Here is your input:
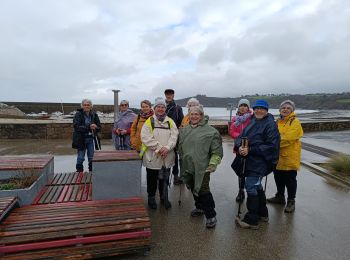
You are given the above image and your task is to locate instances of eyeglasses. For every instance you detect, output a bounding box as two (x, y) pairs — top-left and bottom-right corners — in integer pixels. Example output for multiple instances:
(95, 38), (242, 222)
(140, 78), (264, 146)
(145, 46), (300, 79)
(120, 104), (128, 107)
(281, 106), (292, 110)
(83, 104), (91, 107)
(239, 104), (248, 107)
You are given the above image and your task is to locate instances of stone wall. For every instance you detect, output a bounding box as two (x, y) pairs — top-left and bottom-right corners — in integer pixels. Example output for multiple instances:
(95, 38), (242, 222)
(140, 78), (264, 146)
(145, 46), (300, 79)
(0, 121), (349, 139)
(0, 123), (114, 139)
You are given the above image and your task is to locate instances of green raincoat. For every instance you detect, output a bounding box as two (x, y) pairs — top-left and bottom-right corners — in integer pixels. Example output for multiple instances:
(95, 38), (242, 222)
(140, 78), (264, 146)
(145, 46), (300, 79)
(178, 116), (223, 196)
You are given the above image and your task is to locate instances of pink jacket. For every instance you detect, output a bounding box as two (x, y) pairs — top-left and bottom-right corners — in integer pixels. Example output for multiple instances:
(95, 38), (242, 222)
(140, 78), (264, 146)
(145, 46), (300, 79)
(229, 111), (252, 140)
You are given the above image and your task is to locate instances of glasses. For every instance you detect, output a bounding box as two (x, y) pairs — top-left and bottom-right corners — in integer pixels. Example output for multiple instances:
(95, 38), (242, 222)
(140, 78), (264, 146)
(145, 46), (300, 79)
(281, 106), (292, 110)
(120, 104), (128, 107)
(239, 104), (248, 107)
(83, 104), (91, 107)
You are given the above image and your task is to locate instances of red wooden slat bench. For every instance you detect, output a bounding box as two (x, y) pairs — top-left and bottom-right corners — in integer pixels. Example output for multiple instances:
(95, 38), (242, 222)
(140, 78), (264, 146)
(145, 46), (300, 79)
(0, 197), (151, 259)
(32, 172), (92, 205)
(0, 197), (18, 223)
(0, 156), (54, 170)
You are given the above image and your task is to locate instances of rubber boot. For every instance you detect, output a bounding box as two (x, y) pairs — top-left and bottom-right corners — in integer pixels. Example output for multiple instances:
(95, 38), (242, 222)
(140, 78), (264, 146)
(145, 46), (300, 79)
(235, 195), (260, 229)
(148, 196), (157, 210)
(258, 190), (269, 222)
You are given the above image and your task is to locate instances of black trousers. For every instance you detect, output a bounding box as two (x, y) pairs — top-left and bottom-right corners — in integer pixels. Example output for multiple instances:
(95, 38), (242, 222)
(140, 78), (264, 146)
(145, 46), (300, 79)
(146, 168), (169, 198)
(273, 170), (297, 200)
(190, 172), (216, 218)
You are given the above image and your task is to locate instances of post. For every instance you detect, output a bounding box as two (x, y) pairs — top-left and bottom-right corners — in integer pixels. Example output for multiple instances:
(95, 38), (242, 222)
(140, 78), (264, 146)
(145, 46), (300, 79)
(112, 90), (120, 122)
(227, 103), (235, 125)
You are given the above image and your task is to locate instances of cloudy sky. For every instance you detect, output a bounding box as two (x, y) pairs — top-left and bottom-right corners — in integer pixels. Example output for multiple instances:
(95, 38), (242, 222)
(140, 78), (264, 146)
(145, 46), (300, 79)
(1, 0), (349, 106)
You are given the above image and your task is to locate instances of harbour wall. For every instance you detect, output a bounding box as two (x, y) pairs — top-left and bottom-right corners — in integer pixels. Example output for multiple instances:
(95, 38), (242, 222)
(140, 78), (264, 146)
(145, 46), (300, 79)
(1, 121), (350, 139)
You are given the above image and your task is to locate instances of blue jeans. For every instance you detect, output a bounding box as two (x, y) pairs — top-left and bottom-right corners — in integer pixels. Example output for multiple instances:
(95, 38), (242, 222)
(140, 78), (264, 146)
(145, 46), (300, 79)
(76, 137), (94, 172)
(245, 176), (263, 196)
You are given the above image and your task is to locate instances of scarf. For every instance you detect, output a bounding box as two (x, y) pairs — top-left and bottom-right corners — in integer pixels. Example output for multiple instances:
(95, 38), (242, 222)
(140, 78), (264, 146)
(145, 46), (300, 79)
(234, 111), (251, 127)
(156, 113), (166, 122)
(140, 109), (154, 119)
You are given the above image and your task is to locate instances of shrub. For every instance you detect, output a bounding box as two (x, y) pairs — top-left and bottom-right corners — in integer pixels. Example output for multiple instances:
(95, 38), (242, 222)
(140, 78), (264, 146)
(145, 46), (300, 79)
(327, 154), (350, 174)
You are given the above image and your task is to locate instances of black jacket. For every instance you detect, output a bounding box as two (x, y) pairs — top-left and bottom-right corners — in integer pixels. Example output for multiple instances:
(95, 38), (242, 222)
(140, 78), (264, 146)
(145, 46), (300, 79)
(166, 101), (184, 128)
(72, 109), (101, 149)
(234, 114), (280, 177)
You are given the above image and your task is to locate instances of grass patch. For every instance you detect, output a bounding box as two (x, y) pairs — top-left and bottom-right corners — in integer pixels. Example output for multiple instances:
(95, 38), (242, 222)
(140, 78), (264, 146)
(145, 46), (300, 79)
(336, 99), (350, 104)
(327, 154), (350, 175)
(0, 166), (40, 190)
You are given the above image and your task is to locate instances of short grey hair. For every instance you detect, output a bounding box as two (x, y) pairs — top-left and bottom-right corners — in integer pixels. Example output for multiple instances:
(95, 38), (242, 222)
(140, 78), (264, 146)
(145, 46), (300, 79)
(81, 99), (93, 108)
(186, 97), (200, 108)
(189, 104), (204, 115)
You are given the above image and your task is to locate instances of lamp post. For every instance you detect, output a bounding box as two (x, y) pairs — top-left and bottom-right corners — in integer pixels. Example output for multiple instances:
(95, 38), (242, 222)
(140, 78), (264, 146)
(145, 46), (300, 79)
(112, 90), (120, 122)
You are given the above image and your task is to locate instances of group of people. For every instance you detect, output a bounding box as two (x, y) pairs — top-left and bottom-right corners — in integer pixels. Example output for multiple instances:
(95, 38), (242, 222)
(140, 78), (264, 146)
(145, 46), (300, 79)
(72, 90), (303, 230)
(229, 98), (303, 229)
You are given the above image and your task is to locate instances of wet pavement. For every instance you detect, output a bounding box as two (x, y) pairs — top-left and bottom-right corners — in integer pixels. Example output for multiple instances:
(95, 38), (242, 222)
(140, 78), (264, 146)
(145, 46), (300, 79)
(1, 138), (350, 259)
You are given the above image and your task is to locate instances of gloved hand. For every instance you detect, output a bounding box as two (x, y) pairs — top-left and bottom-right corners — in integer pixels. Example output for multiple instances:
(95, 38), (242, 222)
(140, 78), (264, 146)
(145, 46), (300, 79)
(206, 164), (217, 173)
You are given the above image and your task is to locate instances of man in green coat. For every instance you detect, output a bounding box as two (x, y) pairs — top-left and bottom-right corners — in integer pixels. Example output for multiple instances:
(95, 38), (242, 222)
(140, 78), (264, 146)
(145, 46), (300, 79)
(178, 105), (223, 228)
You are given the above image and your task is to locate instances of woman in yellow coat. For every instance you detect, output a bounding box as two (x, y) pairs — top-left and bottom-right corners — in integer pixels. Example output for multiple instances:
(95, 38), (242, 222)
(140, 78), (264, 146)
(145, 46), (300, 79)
(267, 100), (303, 213)
(130, 100), (153, 152)
(180, 97), (200, 128)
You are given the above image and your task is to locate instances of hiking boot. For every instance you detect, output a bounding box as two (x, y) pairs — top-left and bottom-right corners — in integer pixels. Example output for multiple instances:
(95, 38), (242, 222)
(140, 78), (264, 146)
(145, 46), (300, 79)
(206, 217), (217, 228)
(161, 199), (172, 209)
(148, 197), (157, 210)
(190, 208), (205, 217)
(235, 190), (245, 202)
(267, 194), (286, 205)
(235, 217), (259, 230)
(284, 200), (295, 213)
(173, 175), (183, 185)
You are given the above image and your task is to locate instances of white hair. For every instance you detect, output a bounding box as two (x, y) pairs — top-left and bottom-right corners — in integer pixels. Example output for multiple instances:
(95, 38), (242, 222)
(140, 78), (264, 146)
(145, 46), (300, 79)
(81, 99), (93, 108)
(186, 97), (200, 108)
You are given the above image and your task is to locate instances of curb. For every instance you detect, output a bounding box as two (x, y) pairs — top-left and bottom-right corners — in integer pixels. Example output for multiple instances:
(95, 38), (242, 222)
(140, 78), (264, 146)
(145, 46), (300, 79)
(301, 161), (350, 187)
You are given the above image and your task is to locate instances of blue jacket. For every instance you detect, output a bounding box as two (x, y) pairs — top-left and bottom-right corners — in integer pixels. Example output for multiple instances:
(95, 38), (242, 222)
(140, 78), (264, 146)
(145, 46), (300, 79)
(234, 113), (280, 177)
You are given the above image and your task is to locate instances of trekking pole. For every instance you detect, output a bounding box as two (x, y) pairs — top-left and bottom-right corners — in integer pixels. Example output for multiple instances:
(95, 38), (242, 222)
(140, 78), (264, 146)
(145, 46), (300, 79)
(264, 175), (268, 192)
(93, 131), (101, 150)
(237, 137), (248, 218)
(178, 183), (182, 206)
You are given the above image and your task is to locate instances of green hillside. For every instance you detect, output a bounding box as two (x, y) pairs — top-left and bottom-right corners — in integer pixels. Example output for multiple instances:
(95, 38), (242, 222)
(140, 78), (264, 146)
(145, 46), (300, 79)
(176, 93), (350, 109)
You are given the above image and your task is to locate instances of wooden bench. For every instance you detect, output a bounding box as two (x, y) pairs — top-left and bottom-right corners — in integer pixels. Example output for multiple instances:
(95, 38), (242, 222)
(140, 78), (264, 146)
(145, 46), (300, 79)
(32, 172), (92, 204)
(0, 197), (18, 223)
(0, 197), (151, 259)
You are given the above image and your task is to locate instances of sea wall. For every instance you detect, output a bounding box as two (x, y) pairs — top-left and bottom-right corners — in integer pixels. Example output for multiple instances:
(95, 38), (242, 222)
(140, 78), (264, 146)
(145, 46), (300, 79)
(0, 121), (349, 139)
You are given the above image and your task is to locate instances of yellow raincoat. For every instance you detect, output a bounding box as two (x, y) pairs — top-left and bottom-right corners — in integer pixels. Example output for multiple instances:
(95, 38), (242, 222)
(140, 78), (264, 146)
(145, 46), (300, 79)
(276, 112), (303, 171)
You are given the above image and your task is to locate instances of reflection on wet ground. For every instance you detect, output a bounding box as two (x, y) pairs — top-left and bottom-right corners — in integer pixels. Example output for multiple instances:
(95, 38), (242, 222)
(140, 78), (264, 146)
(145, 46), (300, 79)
(1, 139), (350, 259)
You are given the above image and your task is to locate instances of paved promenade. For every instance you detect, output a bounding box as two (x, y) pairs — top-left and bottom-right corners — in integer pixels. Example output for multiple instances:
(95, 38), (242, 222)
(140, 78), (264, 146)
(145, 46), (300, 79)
(0, 135), (350, 259)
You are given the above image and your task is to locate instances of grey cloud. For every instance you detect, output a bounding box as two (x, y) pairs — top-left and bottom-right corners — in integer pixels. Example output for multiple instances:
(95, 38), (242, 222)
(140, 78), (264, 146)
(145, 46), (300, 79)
(164, 48), (190, 61)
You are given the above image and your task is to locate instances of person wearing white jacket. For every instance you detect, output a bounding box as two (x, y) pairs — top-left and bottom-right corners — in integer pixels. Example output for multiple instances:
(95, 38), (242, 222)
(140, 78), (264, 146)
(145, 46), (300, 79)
(141, 97), (179, 210)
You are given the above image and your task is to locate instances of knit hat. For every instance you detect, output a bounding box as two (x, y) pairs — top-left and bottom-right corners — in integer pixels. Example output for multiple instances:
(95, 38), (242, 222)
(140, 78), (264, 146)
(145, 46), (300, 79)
(154, 97), (166, 108)
(280, 100), (295, 111)
(237, 98), (250, 108)
(252, 99), (269, 111)
(189, 104), (204, 115)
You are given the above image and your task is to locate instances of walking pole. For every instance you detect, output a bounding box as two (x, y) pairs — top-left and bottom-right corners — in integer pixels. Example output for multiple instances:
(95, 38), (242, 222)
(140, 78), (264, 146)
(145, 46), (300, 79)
(236, 137), (248, 219)
(178, 182), (182, 206)
(93, 131), (101, 151)
(264, 175), (268, 192)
